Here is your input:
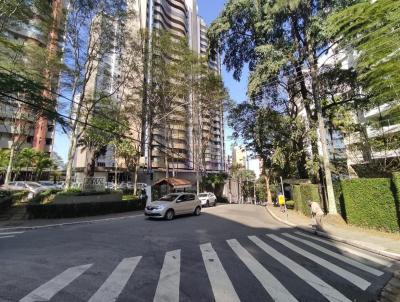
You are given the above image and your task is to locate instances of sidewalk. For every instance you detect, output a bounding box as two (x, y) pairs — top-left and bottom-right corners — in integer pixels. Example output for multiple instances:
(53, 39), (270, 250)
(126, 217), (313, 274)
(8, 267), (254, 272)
(266, 204), (400, 260)
(0, 210), (144, 231)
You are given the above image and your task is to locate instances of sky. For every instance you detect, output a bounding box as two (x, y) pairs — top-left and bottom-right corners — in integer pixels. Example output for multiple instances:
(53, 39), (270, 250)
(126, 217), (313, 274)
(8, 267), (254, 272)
(53, 0), (249, 163)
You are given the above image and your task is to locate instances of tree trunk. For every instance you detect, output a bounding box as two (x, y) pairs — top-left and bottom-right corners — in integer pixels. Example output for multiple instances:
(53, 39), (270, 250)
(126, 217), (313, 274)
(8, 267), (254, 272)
(114, 148), (118, 189)
(5, 145), (15, 185)
(133, 165), (138, 196)
(309, 55), (337, 214)
(317, 110), (337, 214)
(264, 174), (272, 204)
(65, 132), (78, 189)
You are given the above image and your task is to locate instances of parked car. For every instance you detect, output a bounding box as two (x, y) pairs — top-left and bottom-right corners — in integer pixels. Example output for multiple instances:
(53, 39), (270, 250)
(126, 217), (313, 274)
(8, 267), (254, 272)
(38, 181), (59, 190)
(198, 192), (217, 207)
(3, 181), (47, 199)
(56, 181), (65, 189)
(106, 182), (116, 190)
(145, 193), (201, 220)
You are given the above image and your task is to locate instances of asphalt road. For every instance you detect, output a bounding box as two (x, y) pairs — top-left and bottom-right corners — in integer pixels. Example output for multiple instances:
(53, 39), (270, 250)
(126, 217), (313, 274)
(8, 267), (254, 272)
(0, 204), (395, 302)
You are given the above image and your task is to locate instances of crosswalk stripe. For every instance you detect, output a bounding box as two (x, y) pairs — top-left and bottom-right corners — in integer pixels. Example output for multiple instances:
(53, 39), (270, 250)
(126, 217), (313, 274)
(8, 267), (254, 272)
(20, 264), (92, 302)
(200, 243), (240, 302)
(294, 231), (392, 267)
(0, 235), (15, 239)
(0, 231), (24, 236)
(88, 257), (141, 302)
(154, 250), (181, 302)
(227, 239), (298, 302)
(283, 233), (384, 276)
(249, 236), (351, 302)
(267, 234), (371, 290)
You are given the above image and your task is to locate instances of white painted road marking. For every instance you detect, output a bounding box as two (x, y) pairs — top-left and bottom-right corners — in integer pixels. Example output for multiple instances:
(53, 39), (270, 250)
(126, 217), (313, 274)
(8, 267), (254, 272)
(268, 234), (371, 290)
(0, 231), (24, 236)
(0, 231), (24, 239)
(294, 231), (392, 267)
(249, 236), (351, 302)
(227, 239), (298, 302)
(154, 250), (181, 302)
(200, 243), (240, 302)
(20, 264), (92, 302)
(88, 257), (141, 302)
(283, 233), (384, 276)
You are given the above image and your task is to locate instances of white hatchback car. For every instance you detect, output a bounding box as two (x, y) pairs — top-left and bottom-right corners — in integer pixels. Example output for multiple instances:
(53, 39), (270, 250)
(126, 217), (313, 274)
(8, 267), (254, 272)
(145, 193), (201, 220)
(198, 192), (217, 207)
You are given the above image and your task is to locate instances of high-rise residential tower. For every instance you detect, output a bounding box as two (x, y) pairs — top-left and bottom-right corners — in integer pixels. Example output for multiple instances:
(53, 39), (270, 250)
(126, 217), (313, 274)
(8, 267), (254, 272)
(0, 1), (65, 154)
(146, 0), (225, 177)
(73, 0), (225, 182)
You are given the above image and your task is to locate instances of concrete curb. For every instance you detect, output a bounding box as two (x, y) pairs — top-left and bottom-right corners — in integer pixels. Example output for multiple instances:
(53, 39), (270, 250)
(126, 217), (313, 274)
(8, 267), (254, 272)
(0, 212), (144, 232)
(264, 205), (400, 262)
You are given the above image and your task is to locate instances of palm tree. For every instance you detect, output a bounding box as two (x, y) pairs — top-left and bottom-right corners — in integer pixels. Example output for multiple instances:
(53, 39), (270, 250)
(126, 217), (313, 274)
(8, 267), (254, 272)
(17, 148), (37, 180)
(33, 151), (54, 181)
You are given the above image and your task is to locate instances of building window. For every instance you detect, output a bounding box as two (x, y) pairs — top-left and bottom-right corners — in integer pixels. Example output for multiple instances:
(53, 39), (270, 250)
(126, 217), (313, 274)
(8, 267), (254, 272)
(97, 162), (106, 167)
(47, 125), (54, 132)
(45, 138), (52, 145)
(26, 136), (33, 143)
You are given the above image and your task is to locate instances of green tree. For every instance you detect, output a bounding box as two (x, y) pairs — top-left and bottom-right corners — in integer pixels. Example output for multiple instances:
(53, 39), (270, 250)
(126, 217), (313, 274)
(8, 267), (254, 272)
(0, 0), (66, 185)
(201, 172), (228, 196)
(63, 0), (143, 188)
(17, 148), (37, 180)
(327, 0), (400, 108)
(33, 151), (54, 181)
(79, 99), (124, 177)
(208, 0), (360, 213)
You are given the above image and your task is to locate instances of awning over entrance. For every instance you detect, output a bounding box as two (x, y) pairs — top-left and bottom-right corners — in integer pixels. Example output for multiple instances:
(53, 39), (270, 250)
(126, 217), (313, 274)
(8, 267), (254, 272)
(153, 178), (192, 189)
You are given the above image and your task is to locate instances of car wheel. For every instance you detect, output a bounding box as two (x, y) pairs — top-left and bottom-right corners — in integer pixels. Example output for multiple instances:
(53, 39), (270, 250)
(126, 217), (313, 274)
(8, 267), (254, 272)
(194, 206), (201, 216)
(206, 200), (210, 207)
(165, 209), (174, 220)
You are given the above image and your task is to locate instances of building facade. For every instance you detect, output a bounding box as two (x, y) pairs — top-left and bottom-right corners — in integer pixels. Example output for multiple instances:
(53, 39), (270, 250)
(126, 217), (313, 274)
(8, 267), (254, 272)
(0, 1), (65, 154)
(146, 0), (225, 175)
(232, 146), (247, 168)
(73, 0), (225, 182)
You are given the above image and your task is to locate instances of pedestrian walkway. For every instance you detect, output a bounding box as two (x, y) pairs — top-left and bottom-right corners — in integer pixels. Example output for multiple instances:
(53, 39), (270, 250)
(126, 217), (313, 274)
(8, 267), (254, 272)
(18, 231), (394, 302)
(267, 204), (400, 257)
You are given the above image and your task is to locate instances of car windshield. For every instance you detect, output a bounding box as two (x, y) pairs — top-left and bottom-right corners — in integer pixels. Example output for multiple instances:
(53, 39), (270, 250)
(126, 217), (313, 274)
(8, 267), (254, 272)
(26, 182), (41, 188)
(198, 193), (208, 197)
(159, 194), (179, 202)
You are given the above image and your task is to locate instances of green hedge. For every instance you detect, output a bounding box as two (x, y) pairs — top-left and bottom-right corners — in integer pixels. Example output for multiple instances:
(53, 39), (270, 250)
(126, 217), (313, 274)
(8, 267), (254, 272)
(341, 178), (399, 232)
(285, 200), (295, 209)
(293, 184), (320, 216)
(27, 198), (145, 219)
(0, 191), (29, 212)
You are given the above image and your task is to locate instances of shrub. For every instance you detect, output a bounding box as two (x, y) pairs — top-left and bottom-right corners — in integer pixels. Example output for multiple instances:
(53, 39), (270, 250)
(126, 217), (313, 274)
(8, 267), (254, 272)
(341, 178), (399, 232)
(30, 189), (60, 204)
(27, 197), (145, 219)
(285, 200), (295, 209)
(58, 189), (121, 196)
(293, 184), (320, 216)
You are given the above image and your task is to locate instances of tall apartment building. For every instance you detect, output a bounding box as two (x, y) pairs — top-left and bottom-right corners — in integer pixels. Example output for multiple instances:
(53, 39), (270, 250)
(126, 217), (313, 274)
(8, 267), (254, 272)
(0, 1), (64, 154)
(73, 0), (225, 182)
(232, 146), (247, 168)
(147, 0), (225, 177)
(73, 0), (147, 181)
